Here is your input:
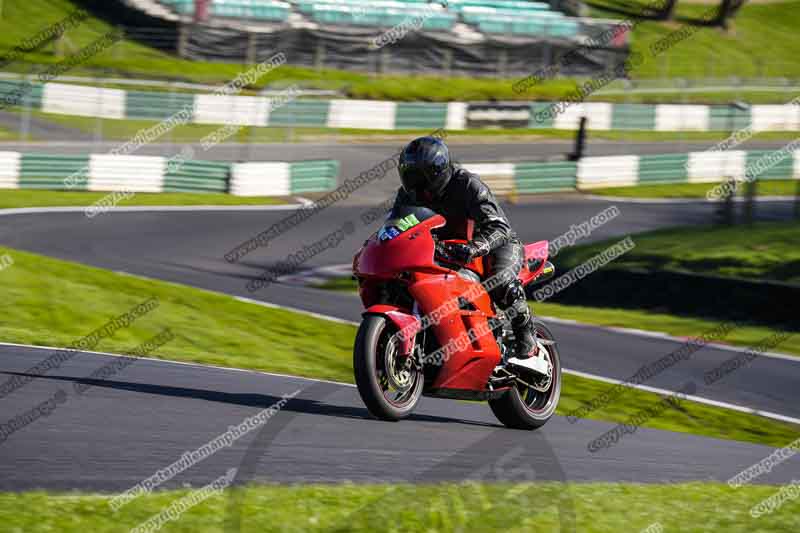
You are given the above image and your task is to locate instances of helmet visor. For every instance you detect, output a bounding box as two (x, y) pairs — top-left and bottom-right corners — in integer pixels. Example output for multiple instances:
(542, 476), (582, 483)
(399, 163), (427, 194)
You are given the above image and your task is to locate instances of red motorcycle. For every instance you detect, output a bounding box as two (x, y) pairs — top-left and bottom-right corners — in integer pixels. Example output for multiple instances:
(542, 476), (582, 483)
(352, 205), (561, 429)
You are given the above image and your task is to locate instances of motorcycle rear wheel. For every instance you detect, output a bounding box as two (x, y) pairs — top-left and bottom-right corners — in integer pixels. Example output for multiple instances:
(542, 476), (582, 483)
(354, 315), (424, 421)
(489, 321), (562, 430)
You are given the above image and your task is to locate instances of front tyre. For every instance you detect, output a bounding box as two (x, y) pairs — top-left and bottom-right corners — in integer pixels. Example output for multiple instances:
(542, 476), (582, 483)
(353, 315), (424, 421)
(489, 321), (562, 430)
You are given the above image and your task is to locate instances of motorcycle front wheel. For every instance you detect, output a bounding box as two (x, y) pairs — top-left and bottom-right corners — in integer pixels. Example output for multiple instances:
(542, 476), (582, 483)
(353, 315), (424, 421)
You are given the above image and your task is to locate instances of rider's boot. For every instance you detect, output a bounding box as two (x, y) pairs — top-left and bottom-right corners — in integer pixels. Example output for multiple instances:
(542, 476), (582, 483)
(503, 281), (549, 377)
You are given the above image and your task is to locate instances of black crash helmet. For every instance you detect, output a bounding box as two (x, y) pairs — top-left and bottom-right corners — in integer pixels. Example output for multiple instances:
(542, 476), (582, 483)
(398, 136), (453, 200)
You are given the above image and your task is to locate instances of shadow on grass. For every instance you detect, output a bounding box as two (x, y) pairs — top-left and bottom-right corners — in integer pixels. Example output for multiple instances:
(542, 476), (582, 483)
(546, 267), (799, 334)
(673, 12), (722, 28)
(584, 0), (666, 20)
(587, 0), (723, 28)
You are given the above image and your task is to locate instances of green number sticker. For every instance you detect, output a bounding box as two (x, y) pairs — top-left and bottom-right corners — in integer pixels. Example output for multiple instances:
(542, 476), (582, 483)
(396, 214), (420, 231)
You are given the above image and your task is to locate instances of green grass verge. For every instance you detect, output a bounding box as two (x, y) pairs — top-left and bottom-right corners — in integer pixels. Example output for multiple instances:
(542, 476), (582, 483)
(588, 180), (800, 198)
(557, 221), (800, 285)
(0, 190), (287, 209)
(0, 247), (356, 383)
(1, 0), (799, 103)
(0, 124), (16, 140)
(2, 482), (799, 532)
(1, 246), (797, 447)
(317, 277), (800, 359)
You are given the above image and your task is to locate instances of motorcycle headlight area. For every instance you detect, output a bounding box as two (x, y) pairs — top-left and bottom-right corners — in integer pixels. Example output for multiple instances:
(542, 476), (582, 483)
(379, 226), (401, 242)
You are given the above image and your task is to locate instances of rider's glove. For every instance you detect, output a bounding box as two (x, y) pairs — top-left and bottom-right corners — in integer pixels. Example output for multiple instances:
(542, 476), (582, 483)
(442, 242), (480, 264)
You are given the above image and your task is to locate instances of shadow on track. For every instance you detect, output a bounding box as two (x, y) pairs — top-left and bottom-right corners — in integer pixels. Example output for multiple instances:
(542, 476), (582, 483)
(0, 371), (499, 428)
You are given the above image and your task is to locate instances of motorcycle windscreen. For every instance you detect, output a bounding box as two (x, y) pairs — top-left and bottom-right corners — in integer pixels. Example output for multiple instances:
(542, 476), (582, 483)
(356, 213), (446, 278)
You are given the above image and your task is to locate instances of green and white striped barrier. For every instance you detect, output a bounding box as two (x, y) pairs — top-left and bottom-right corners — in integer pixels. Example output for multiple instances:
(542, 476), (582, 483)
(0, 152), (339, 196)
(576, 155), (640, 188)
(229, 160), (339, 196)
(469, 148), (800, 193)
(461, 163), (516, 196)
(0, 149), (796, 198)
(164, 159), (231, 193)
(0, 152), (21, 189)
(549, 149), (800, 190)
(514, 160), (579, 193)
(3, 79), (800, 132)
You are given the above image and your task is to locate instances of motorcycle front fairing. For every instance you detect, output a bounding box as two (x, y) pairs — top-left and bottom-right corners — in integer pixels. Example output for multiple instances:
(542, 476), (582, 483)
(353, 208), (504, 396)
(354, 214), (447, 281)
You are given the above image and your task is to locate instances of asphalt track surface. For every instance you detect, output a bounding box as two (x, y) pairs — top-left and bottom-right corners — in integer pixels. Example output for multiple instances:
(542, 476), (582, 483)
(1, 195), (799, 491)
(1, 343), (798, 492)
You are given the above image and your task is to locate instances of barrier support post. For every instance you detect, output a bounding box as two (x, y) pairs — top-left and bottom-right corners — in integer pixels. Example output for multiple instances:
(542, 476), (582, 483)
(715, 177), (735, 226)
(794, 180), (800, 220)
(568, 117), (587, 162)
(743, 179), (756, 225)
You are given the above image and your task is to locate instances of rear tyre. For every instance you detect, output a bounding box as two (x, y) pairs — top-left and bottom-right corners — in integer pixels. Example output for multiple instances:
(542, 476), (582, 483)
(489, 321), (562, 430)
(353, 315), (424, 421)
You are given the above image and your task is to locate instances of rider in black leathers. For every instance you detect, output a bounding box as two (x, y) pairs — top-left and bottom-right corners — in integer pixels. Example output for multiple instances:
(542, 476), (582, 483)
(390, 136), (537, 360)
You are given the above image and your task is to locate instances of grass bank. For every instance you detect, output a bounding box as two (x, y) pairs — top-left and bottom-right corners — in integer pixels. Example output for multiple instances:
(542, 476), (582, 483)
(543, 221), (799, 337)
(588, 0), (800, 80)
(557, 221), (800, 284)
